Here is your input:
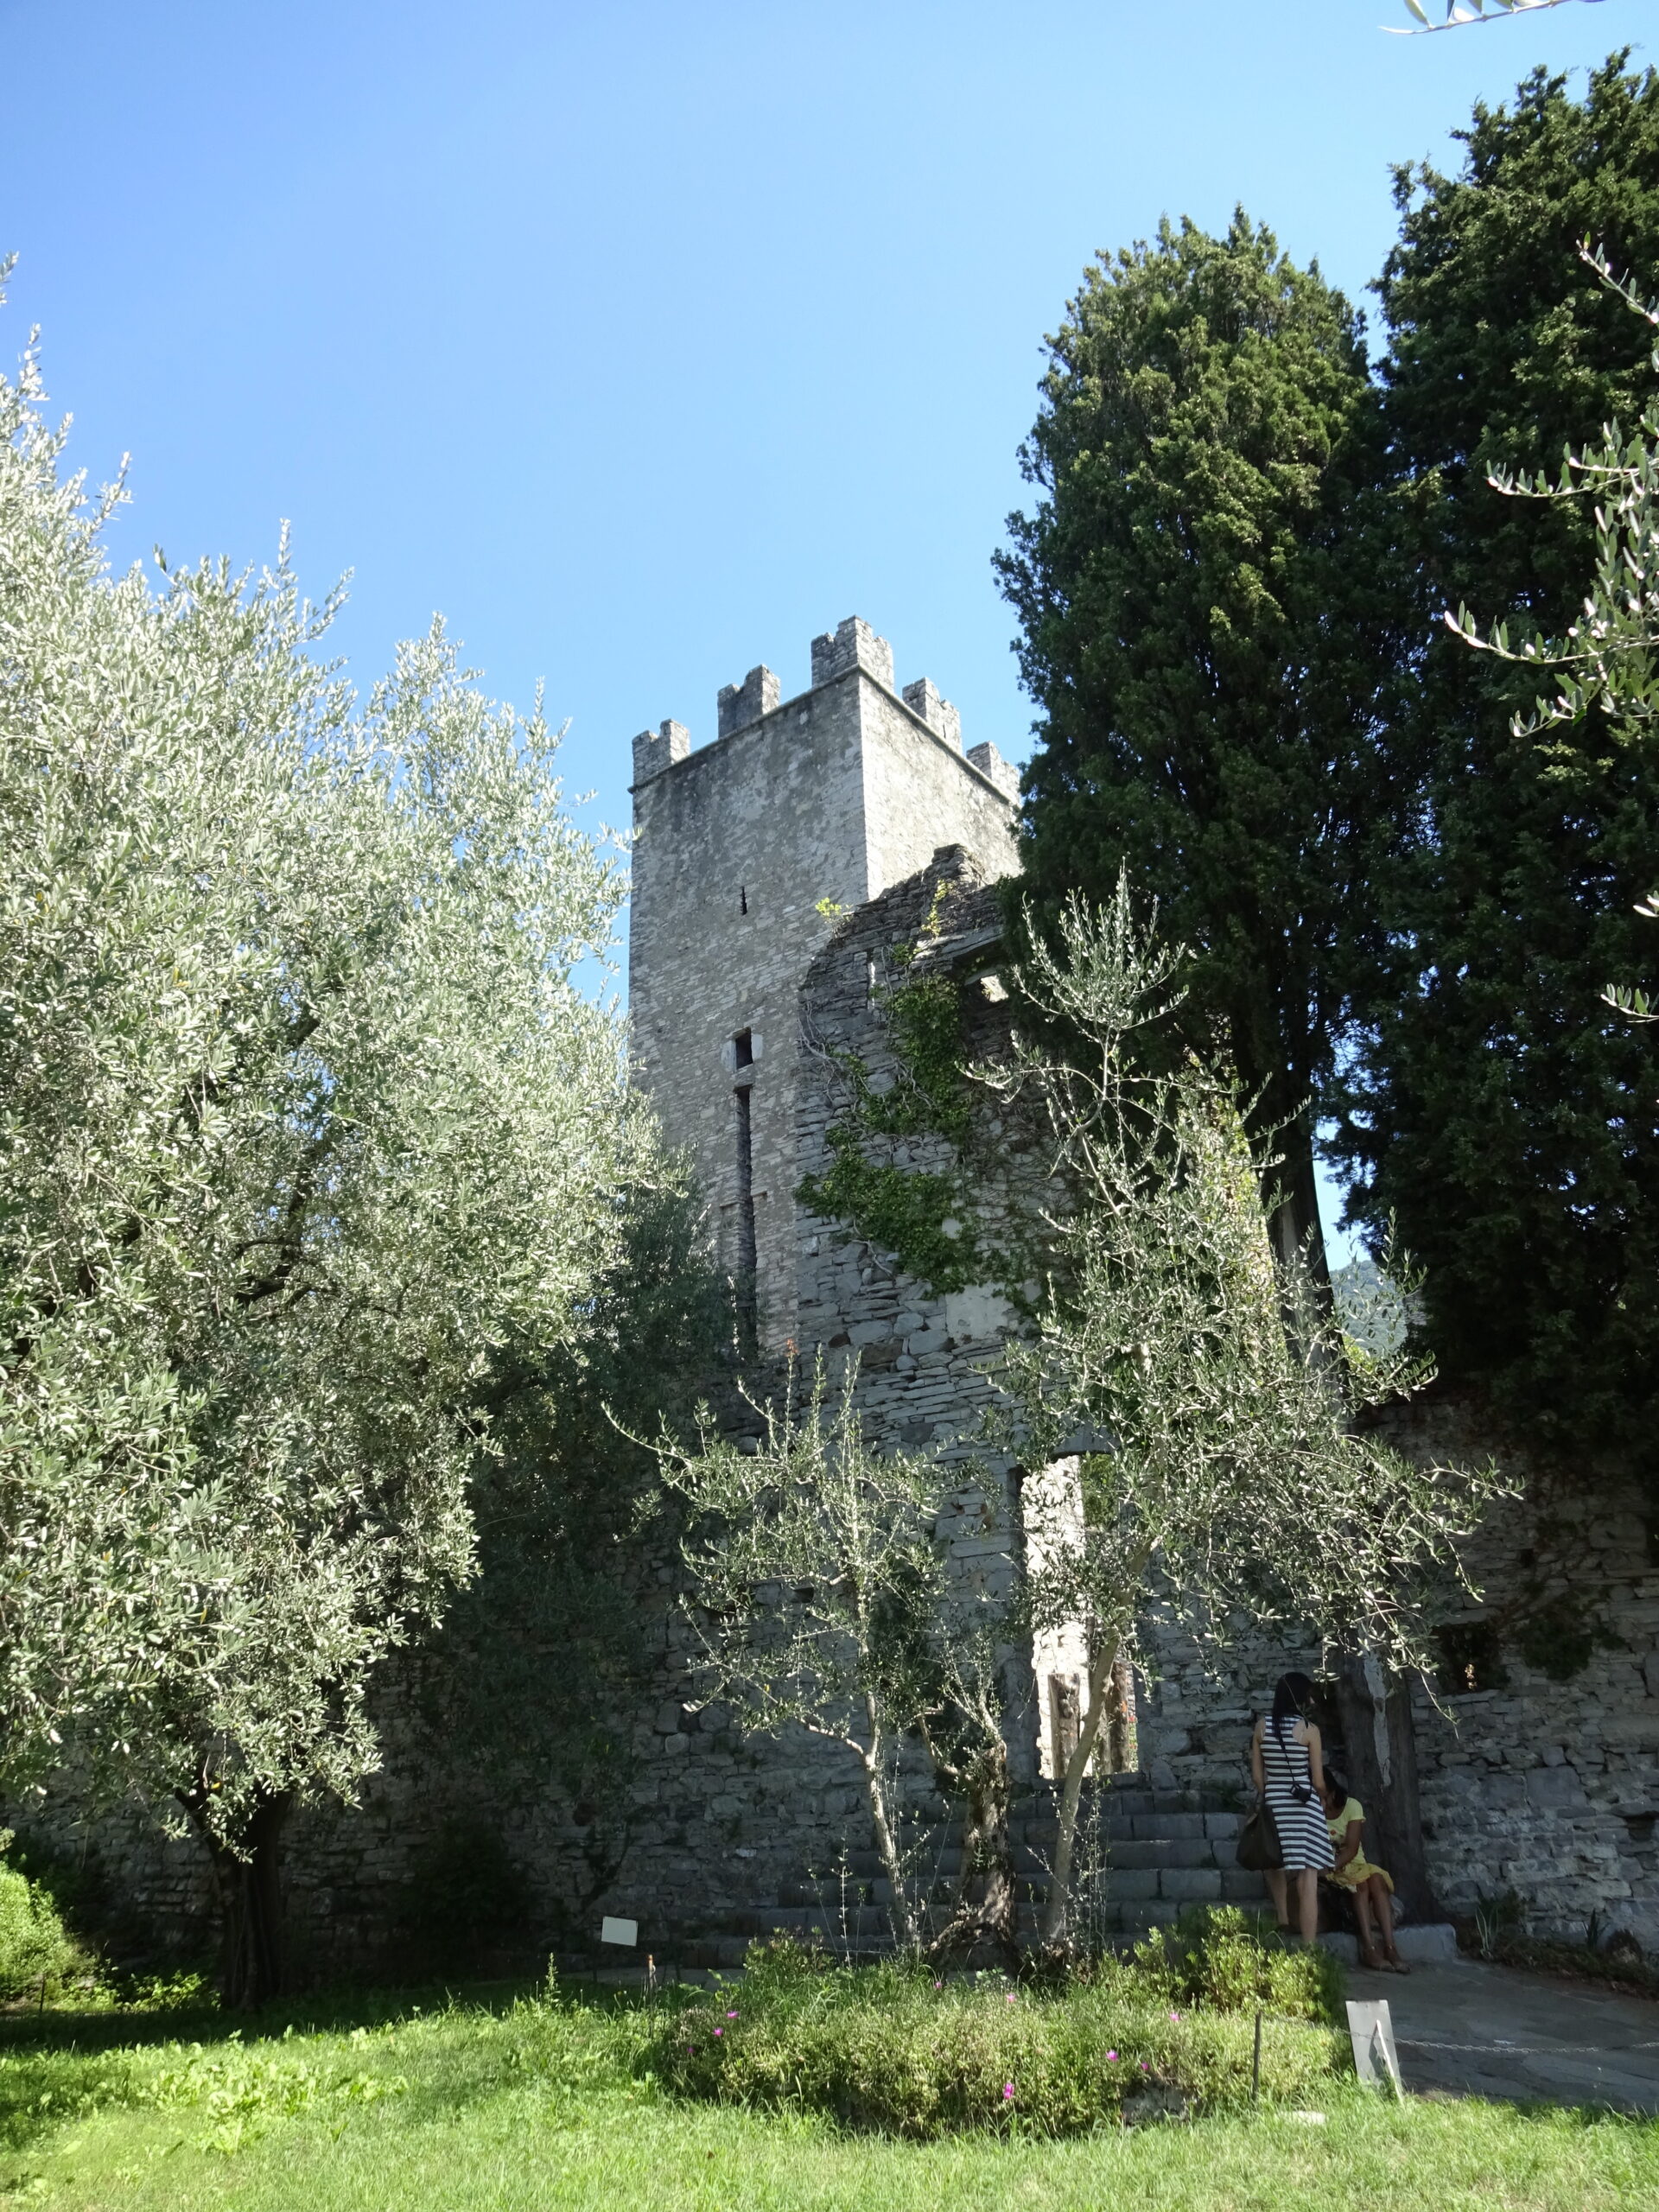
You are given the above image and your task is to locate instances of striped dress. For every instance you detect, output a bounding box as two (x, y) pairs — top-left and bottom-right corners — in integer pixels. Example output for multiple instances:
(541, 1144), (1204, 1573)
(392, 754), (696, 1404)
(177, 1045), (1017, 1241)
(1260, 1720), (1336, 1872)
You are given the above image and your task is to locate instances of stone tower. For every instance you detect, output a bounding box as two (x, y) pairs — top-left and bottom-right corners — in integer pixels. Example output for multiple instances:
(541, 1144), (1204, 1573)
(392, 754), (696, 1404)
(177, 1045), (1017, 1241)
(628, 615), (1018, 1346)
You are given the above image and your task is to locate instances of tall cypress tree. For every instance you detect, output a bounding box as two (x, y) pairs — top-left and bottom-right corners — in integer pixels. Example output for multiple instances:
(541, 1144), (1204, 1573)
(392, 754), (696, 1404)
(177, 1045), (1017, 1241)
(998, 213), (1407, 1280)
(1337, 56), (1659, 1475)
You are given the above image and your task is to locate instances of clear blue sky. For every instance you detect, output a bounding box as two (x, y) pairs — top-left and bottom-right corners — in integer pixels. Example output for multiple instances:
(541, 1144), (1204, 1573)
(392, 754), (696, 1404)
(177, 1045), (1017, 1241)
(1, 0), (1641, 1253)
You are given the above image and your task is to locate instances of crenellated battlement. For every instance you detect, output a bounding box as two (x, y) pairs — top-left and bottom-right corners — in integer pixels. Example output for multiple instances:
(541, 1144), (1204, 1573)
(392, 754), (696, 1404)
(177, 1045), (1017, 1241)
(632, 718), (690, 787)
(967, 740), (1020, 802)
(717, 664), (782, 739)
(810, 615), (895, 691)
(633, 618), (995, 790)
(902, 677), (962, 753)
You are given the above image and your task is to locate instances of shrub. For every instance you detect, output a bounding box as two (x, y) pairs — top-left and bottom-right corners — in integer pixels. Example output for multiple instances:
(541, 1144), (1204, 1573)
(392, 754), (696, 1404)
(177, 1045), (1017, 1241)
(1122, 1905), (1344, 2024)
(0, 1833), (82, 1998)
(644, 1922), (1344, 2139)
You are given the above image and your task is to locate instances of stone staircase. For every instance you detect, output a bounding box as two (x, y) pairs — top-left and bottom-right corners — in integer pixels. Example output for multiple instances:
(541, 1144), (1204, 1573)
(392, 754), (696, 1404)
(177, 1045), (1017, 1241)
(684, 1776), (1266, 1967)
(1023, 1779), (1265, 1941)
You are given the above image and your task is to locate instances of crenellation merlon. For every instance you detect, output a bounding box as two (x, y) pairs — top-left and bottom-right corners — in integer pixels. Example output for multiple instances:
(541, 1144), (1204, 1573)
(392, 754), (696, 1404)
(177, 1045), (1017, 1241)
(810, 615), (894, 691)
(902, 677), (962, 752)
(967, 740), (1020, 803)
(632, 718), (691, 786)
(717, 664), (782, 740)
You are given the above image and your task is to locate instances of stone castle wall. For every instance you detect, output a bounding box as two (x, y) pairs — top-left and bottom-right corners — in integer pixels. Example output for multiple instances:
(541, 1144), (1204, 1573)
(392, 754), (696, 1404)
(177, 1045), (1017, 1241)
(628, 615), (1014, 1351)
(22, 635), (1659, 1973)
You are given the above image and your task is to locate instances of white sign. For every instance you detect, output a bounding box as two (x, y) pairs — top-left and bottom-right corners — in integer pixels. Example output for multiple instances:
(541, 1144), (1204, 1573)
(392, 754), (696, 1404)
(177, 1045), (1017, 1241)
(1345, 1998), (1403, 2099)
(600, 1916), (638, 1948)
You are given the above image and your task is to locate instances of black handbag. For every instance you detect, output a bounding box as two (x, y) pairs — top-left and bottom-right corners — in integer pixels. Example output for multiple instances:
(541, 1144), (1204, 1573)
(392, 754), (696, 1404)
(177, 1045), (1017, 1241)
(1236, 1800), (1283, 1872)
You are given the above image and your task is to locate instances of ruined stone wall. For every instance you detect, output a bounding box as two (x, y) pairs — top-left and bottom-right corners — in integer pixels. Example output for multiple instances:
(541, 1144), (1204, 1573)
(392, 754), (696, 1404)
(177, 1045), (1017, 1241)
(1387, 1398), (1659, 1945)
(790, 862), (1659, 1946)
(1111, 1395), (1659, 1948)
(26, 804), (1659, 1976)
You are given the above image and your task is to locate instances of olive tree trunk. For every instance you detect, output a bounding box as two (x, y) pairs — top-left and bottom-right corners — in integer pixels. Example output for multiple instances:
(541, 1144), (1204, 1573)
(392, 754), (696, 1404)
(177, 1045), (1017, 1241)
(928, 1734), (1019, 1969)
(1039, 1629), (1125, 1946)
(187, 1785), (292, 2010)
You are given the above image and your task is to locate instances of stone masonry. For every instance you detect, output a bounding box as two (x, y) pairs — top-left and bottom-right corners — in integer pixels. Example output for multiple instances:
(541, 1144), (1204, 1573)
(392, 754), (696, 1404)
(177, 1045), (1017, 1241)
(25, 620), (1659, 1972)
(628, 616), (1016, 1351)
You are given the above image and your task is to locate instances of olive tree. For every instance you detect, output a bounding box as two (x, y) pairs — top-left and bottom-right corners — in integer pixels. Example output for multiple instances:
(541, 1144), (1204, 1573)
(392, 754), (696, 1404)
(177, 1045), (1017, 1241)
(645, 1359), (1001, 1953)
(0, 281), (642, 1999)
(982, 886), (1503, 1944)
(1392, 0), (1608, 26)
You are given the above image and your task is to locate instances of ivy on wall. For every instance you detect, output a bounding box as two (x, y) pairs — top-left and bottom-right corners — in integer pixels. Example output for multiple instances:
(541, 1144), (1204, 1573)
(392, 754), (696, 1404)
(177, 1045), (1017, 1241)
(797, 887), (1011, 1298)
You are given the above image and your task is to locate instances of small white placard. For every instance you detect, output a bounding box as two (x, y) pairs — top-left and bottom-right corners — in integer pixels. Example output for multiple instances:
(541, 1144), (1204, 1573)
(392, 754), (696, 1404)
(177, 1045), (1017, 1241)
(1345, 1998), (1403, 2098)
(600, 1916), (638, 1948)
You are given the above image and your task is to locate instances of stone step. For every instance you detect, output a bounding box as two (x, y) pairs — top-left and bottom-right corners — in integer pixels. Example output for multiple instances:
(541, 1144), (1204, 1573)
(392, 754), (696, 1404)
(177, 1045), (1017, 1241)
(1102, 1866), (1267, 1906)
(1100, 1838), (1227, 1872)
(741, 1862), (1268, 1936)
(741, 1904), (894, 1940)
(1014, 1808), (1242, 1847)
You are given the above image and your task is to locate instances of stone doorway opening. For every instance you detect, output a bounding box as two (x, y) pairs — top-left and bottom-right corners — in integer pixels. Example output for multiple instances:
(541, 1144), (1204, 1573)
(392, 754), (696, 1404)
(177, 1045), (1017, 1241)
(1024, 1457), (1141, 1780)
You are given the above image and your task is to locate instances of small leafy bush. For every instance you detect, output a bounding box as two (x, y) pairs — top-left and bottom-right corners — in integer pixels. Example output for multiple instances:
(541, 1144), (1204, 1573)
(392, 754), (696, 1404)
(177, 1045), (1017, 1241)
(644, 1917), (1344, 2139)
(0, 1833), (83, 1998)
(1120, 1906), (1344, 2024)
(1472, 1886), (1527, 1960)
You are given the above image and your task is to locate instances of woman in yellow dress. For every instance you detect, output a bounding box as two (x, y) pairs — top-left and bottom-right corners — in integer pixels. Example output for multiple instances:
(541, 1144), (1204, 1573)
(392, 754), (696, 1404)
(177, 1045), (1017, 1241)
(1319, 1769), (1408, 1974)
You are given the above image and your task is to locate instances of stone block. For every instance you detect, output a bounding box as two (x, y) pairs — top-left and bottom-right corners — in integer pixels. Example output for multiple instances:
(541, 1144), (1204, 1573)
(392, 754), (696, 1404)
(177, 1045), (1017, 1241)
(1108, 1789), (1155, 1817)
(1394, 1923), (1459, 1964)
(1158, 1868), (1223, 1903)
(1112, 1840), (1211, 1872)
(1526, 1764), (1590, 1809)
(1136, 1812), (1205, 1840)
(1219, 1869), (1268, 1903)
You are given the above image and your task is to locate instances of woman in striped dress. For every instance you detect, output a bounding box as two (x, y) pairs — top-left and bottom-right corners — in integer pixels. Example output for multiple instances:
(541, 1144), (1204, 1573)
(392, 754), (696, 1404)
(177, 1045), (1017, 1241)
(1249, 1671), (1335, 1942)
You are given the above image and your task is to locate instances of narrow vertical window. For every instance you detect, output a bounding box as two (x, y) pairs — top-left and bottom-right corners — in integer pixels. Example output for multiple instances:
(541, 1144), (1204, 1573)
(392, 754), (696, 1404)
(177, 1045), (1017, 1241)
(740, 886), (748, 914)
(734, 1080), (757, 1336)
(734, 1027), (753, 1069)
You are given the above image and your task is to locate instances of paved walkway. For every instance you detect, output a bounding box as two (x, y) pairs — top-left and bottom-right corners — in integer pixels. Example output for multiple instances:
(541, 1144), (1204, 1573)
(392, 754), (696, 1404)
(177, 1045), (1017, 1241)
(1348, 1956), (1659, 2113)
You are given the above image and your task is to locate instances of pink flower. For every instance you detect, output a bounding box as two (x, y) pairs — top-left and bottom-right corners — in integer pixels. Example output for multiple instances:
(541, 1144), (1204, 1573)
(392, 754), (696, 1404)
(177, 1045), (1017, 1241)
(1139, 2060), (1149, 2071)
(1006, 1993), (1017, 2005)
(1169, 2009), (1181, 2021)
(1106, 2050), (1118, 2063)
(1002, 2083), (1015, 2101)
(713, 2027), (723, 2038)
(932, 1980), (943, 1990)
(726, 2010), (738, 2018)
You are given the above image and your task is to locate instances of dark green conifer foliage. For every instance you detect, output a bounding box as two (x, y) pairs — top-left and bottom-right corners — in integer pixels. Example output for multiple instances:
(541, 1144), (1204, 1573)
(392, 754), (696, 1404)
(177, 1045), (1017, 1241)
(1338, 56), (1659, 1471)
(998, 213), (1406, 1281)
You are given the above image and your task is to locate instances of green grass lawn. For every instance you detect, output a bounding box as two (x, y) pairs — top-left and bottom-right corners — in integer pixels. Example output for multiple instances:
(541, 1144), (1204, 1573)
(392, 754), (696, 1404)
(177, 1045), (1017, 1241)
(0, 1982), (1654, 2211)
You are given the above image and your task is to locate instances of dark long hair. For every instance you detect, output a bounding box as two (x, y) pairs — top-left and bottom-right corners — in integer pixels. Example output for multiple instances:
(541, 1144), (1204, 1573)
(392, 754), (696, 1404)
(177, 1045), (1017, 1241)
(1270, 1671), (1319, 1802)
